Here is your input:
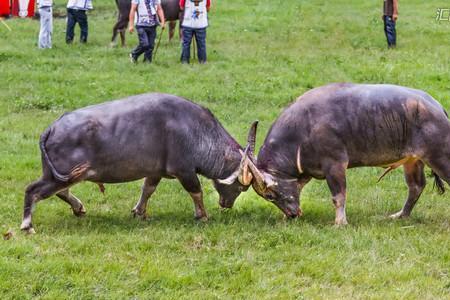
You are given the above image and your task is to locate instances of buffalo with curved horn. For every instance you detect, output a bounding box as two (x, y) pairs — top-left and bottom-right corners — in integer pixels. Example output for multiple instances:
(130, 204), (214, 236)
(21, 93), (252, 233)
(239, 83), (450, 225)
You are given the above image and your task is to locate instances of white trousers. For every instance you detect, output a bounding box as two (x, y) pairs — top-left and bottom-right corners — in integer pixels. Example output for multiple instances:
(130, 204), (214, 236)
(38, 7), (53, 49)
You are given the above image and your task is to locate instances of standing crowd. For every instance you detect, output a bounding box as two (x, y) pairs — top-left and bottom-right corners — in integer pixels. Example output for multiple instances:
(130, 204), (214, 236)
(37, 0), (399, 62)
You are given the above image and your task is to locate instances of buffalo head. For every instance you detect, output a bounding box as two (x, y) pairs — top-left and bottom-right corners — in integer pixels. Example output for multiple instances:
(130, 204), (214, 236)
(238, 121), (303, 218)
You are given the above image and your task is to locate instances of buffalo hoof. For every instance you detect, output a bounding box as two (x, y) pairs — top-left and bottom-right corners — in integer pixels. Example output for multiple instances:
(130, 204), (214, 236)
(334, 219), (348, 226)
(132, 209), (148, 220)
(389, 211), (409, 219)
(195, 215), (208, 222)
(20, 225), (36, 235)
(73, 206), (86, 217)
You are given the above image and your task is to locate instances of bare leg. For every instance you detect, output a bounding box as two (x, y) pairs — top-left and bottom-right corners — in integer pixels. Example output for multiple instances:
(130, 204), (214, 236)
(21, 179), (67, 233)
(132, 177), (161, 219)
(324, 164), (348, 225)
(390, 160), (426, 219)
(56, 189), (86, 217)
(177, 173), (207, 220)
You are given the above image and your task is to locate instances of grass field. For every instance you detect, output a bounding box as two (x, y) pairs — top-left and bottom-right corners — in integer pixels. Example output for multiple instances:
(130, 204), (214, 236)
(1, 0), (450, 298)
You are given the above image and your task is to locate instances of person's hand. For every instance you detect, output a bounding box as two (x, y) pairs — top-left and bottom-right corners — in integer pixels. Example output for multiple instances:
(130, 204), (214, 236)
(128, 25), (134, 34)
(393, 13), (398, 21)
(160, 21), (166, 29)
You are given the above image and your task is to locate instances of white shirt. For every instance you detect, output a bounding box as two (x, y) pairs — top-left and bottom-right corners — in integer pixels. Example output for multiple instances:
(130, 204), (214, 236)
(182, 0), (208, 29)
(38, 0), (53, 8)
(67, 0), (93, 10)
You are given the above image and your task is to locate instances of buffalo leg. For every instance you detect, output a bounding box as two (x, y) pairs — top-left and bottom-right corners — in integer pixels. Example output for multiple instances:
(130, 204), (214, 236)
(111, 24), (119, 46)
(390, 160), (426, 219)
(425, 156), (450, 185)
(177, 173), (207, 220)
(169, 21), (176, 41)
(297, 176), (312, 216)
(132, 177), (161, 219)
(21, 179), (67, 233)
(119, 29), (126, 47)
(325, 164), (348, 225)
(56, 189), (86, 217)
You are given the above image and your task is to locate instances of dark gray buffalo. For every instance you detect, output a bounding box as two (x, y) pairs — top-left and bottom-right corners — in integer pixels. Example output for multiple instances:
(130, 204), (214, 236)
(21, 93), (253, 233)
(235, 83), (450, 225)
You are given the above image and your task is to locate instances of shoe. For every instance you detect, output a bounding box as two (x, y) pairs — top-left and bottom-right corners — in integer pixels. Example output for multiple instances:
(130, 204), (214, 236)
(129, 53), (137, 63)
(181, 60), (189, 64)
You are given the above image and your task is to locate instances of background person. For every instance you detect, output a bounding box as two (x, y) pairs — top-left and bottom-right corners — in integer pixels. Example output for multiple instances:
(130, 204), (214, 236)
(180, 0), (210, 64)
(383, 0), (398, 48)
(128, 0), (165, 63)
(66, 0), (93, 44)
(37, 0), (53, 48)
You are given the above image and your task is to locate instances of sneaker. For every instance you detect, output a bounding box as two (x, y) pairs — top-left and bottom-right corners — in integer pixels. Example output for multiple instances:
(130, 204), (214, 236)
(129, 53), (137, 63)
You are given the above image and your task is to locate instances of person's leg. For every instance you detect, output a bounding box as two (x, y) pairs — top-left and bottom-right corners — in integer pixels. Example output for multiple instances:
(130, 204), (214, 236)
(194, 28), (207, 63)
(77, 10), (88, 43)
(180, 27), (193, 63)
(390, 18), (396, 47)
(130, 26), (150, 62)
(47, 7), (53, 48)
(38, 8), (48, 48)
(384, 15), (396, 48)
(66, 8), (76, 44)
(143, 26), (157, 63)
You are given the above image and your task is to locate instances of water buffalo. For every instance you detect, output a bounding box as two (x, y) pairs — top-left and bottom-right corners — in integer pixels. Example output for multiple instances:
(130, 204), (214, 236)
(111, 0), (131, 47)
(20, 93), (253, 233)
(162, 0), (183, 40)
(235, 83), (449, 225)
(111, 0), (181, 47)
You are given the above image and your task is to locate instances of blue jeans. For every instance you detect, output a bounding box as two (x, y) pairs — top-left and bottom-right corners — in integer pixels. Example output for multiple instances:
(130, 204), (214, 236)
(131, 26), (157, 62)
(66, 8), (88, 43)
(383, 15), (396, 47)
(181, 27), (207, 63)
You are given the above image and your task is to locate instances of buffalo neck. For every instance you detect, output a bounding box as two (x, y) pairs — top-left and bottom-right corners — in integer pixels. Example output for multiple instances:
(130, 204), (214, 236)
(195, 127), (242, 180)
(257, 142), (299, 179)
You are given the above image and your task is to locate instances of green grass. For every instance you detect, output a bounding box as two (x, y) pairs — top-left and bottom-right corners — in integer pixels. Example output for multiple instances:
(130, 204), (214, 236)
(1, 0), (450, 298)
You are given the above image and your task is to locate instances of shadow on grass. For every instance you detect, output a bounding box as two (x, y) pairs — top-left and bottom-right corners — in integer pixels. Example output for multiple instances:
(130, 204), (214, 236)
(32, 202), (441, 236)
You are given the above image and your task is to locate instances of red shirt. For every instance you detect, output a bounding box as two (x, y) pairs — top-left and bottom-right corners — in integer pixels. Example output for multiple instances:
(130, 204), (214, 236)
(180, 0), (210, 10)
